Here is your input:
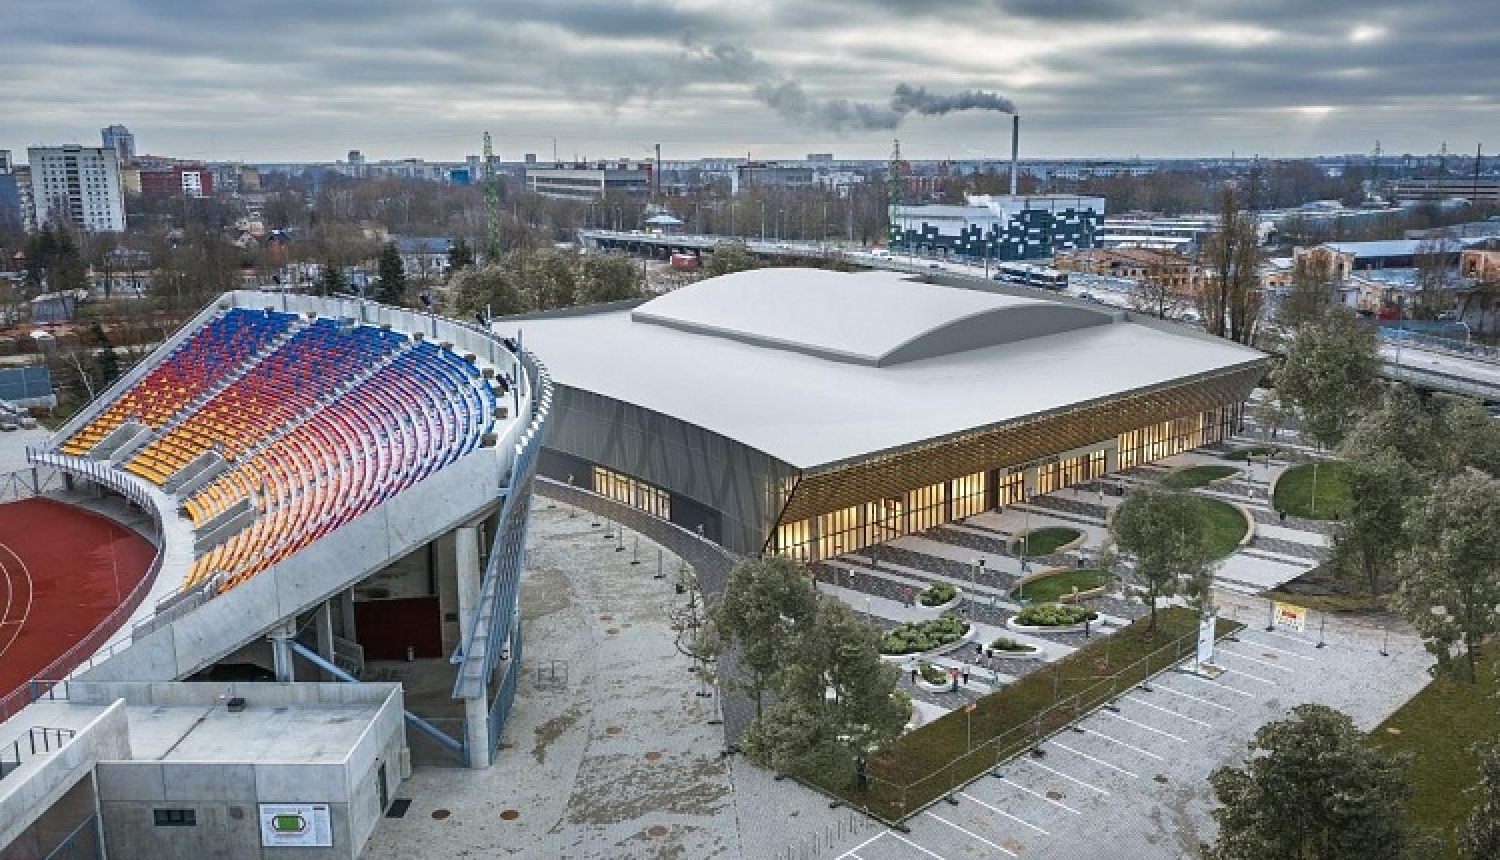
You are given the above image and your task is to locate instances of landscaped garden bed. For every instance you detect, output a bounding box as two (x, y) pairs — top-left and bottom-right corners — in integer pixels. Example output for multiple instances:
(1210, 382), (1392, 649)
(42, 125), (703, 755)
(913, 660), (957, 692)
(1160, 464), (1238, 489)
(879, 613), (972, 659)
(1010, 526), (1084, 557)
(1221, 444), (1291, 461)
(915, 581), (961, 613)
(1005, 602), (1099, 633)
(987, 636), (1042, 658)
(1010, 568), (1114, 603)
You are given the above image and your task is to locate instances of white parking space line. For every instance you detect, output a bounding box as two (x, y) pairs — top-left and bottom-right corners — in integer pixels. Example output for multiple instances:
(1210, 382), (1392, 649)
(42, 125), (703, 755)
(1230, 636), (1317, 661)
(890, 829), (951, 859)
(999, 777), (1082, 814)
(1048, 741), (1140, 778)
(1016, 758), (1110, 796)
(1220, 666), (1278, 686)
(1176, 671), (1258, 698)
(962, 791), (1052, 834)
(1101, 710), (1189, 742)
(1149, 682), (1237, 711)
(1123, 694), (1212, 727)
(1075, 726), (1164, 761)
(1256, 628), (1312, 646)
(926, 813), (1017, 857)
(1215, 648), (1295, 673)
(838, 832), (886, 859)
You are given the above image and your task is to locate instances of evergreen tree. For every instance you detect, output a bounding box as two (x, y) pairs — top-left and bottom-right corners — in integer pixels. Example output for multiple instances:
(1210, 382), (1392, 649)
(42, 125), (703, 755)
(446, 237), (475, 273)
(318, 261), (346, 297)
(375, 242), (407, 304)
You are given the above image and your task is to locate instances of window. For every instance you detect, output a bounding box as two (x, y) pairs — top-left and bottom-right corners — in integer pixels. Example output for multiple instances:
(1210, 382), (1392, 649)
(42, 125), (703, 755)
(154, 809), (197, 827)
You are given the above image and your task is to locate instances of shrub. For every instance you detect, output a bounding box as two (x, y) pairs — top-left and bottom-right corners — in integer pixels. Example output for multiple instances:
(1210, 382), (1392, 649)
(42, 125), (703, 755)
(880, 613), (971, 655)
(919, 581), (957, 607)
(989, 637), (1037, 653)
(1014, 603), (1097, 627)
(917, 661), (951, 686)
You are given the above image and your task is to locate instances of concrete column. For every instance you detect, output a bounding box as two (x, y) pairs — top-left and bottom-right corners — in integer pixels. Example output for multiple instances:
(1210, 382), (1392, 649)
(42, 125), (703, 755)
(314, 600), (336, 681)
(338, 589), (357, 641)
(453, 525), (491, 769)
(268, 620), (296, 683)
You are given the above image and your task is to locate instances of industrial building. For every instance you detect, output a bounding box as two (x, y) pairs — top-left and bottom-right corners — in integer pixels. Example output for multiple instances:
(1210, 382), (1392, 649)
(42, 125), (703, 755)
(504, 267), (1267, 561)
(889, 194), (1106, 262)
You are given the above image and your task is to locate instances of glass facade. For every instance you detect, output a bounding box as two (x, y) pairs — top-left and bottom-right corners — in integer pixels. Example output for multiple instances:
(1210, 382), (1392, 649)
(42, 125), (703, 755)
(1116, 403), (1239, 470)
(592, 465), (671, 520)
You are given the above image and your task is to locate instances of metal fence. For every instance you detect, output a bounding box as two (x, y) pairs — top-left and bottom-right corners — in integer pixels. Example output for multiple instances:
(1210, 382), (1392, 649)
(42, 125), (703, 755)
(0, 726), (76, 780)
(0, 464), (63, 502)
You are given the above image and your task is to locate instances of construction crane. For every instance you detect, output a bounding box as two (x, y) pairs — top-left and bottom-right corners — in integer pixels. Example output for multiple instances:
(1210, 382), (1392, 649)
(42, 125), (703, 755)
(483, 132), (502, 263)
(887, 139), (904, 252)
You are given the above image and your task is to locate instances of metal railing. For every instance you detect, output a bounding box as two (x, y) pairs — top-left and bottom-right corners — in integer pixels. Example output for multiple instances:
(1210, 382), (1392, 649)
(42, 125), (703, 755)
(0, 726), (76, 781)
(0, 464), (63, 503)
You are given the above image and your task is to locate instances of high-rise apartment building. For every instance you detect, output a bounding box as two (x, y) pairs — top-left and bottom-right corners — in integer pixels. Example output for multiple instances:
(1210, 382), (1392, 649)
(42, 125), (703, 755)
(101, 124), (136, 166)
(27, 145), (128, 233)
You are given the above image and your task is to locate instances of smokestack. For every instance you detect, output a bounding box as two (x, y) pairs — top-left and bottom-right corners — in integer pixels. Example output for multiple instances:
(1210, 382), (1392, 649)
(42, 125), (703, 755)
(1009, 114), (1020, 197)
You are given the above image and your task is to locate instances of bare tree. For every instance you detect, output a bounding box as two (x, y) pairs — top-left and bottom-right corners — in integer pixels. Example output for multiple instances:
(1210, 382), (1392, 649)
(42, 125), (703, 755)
(1197, 188), (1264, 345)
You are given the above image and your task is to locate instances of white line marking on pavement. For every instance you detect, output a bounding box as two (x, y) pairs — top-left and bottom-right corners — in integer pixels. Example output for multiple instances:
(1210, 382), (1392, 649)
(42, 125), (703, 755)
(1216, 648), (1295, 672)
(1220, 666), (1278, 686)
(1076, 726), (1164, 760)
(1124, 695), (1212, 727)
(1101, 710), (1188, 742)
(1257, 628), (1311, 646)
(1049, 741), (1139, 778)
(838, 832), (886, 859)
(926, 813), (1017, 857)
(1149, 683), (1237, 711)
(1017, 758), (1110, 796)
(1177, 671), (1258, 698)
(1230, 636), (1317, 661)
(962, 792), (1051, 834)
(1000, 777), (1082, 814)
(890, 828), (951, 859)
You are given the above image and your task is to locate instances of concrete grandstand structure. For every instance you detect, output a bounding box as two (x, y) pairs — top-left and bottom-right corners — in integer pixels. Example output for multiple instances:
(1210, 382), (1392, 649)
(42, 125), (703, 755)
(1, 292), (551, 860)
(505, 268), (1268, 563)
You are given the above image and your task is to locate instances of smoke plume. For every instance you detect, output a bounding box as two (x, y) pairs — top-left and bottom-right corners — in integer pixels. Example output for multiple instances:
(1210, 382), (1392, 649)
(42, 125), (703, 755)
(890, 83), (1016, 116)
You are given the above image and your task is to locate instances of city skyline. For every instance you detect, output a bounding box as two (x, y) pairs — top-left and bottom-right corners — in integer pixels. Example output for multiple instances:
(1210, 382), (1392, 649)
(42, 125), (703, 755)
(4, 0), (1497, 164)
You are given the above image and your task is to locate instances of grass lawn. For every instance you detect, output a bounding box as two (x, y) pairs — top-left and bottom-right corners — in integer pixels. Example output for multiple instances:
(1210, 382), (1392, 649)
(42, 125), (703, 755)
(1370, 653), (1500, 859)
(823, 607), (1242, 820)
(1189, 496), (1249, 558)
(1161, 464), (1238, 489)
(1012, 526), (1082, 557)
(1011, 569), (1114, 603)
(1273, 461), (1353, 520)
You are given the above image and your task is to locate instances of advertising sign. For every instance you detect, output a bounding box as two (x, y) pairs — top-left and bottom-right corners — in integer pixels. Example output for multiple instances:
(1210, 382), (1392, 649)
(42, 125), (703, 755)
(1196, 611), (1217, 668)
(259, 803), (333, 848)
(1272, 601), (1307, 633)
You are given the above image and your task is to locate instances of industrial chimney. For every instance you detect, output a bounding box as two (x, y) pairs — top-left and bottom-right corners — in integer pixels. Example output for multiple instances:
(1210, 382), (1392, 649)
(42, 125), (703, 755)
(1009, 114), (1020, 197)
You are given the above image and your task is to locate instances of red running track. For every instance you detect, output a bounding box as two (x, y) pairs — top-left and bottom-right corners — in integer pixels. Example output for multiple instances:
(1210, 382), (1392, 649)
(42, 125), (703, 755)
(0, 499), (155, 711)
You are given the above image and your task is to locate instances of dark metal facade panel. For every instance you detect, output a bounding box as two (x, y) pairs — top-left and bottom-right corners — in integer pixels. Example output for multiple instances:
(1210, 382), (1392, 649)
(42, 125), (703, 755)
(543, 385), (802, 556)
(779, 362), (1266, 524)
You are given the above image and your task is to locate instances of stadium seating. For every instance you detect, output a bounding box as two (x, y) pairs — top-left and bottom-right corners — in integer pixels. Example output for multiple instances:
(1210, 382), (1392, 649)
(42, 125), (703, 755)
(62, 308), (497, 595)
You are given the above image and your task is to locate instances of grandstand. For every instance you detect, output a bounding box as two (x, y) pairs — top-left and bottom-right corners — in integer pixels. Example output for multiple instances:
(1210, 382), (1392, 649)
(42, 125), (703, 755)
(1, 292), (551, 860)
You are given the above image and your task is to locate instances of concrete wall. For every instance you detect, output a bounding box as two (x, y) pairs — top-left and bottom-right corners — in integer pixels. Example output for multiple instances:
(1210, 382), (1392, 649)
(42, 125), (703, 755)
(79, 448), (504, 684)
(0, 702), (129, 853)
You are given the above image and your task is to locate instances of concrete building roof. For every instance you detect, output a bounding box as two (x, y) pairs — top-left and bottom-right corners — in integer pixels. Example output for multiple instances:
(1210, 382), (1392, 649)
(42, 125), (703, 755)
(508, 269), (1264, 470)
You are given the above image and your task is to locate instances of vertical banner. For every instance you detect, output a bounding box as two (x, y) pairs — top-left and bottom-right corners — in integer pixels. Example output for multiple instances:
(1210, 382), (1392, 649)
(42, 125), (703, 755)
(1272, 601), (1307, 633)
(1196, 611), (1217, 667)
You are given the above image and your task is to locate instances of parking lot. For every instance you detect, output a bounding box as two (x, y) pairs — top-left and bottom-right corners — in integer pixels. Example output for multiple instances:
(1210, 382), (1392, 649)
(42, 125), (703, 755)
(833, 612), (1431, 860)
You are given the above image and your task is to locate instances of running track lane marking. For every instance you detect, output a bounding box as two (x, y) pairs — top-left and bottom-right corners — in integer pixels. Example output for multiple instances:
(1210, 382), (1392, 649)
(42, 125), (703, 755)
(1015, 758), (1110, 796)
(1100, 710), (1189, 743)
(1230, 636), (1317, 661)
(1122, 694), (1212, 727)
(999, 776), (1083, 814)
(837, 831), (885, 859)
(1215, 648), (1295, 673)
(890, 827), (952, 859)
(1147, 683), (1236, 712)
(0, 540), (35, 663)
(925, 812), (1018, 857)
(1076, 726), (1164, 760)
(961, 792), (1052, 834)
(1049, 740), (1140, 778)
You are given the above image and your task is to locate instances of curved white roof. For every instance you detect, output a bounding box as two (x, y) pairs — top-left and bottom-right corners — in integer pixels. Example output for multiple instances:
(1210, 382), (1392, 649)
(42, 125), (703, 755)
(632, 269), (1107, 366)
(508, 269), (1265, 470)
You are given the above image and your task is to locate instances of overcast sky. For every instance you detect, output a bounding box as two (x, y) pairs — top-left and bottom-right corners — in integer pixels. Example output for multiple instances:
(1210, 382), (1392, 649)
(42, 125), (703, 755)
(4, 0), (1496, 165)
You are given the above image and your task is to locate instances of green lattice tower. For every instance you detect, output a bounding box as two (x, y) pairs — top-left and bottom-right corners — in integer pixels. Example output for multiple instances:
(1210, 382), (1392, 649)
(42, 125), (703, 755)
(888, 139), (904, 252)
(483, 132), (502, 264)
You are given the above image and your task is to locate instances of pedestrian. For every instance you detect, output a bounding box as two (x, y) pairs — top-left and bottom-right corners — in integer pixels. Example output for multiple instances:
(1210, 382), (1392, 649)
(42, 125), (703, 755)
(1278, 508), (1287, 524)
(962, 665), (970, 686)
(949, 668), (959, 692)
(907, 658), (917, 684)
(992, 666), (1001, 686)
(1084, 618), (1091, 639)
(902, 585), (913, 608)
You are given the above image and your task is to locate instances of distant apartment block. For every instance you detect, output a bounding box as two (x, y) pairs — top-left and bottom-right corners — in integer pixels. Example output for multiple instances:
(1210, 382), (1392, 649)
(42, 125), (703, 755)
(525, 163), (652, 201)
(890, 194), (1105, 262)
(100, 124), (136, 166)
(1388, 177), (1500, 206)
(26, 145), (128, 232)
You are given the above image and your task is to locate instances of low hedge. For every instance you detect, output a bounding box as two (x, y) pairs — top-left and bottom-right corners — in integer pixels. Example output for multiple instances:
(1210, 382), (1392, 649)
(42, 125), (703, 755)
(917, 661), (951, 686)
(1014, 603), (1098, 627)
(919, 582), (957, 607)
(880, 613), (971, 655)
(989, 637), (1038, 653)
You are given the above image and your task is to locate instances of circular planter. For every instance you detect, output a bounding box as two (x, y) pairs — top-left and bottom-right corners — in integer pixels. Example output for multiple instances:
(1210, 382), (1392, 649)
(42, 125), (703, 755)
(1011, 568), (1113, 604)
(987, 641), (1044, 660)
(915, 675), (957, 693)
(880, 626), (976, 663)
(913, 590), (963, 616)
(1010, 527), (1086, 557)
(1005, 615), (1094, 635)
